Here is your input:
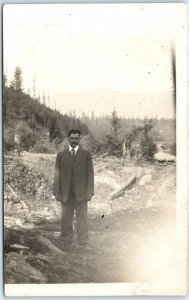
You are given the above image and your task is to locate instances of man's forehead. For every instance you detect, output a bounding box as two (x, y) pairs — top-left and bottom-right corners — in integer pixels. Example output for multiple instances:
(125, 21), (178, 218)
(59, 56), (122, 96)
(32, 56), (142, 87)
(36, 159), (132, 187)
(69, 133), (80, 138)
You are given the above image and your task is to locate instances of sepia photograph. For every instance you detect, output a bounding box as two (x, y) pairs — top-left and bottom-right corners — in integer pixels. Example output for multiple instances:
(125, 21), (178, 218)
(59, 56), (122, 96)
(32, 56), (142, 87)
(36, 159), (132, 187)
(3, 3), (188, 296)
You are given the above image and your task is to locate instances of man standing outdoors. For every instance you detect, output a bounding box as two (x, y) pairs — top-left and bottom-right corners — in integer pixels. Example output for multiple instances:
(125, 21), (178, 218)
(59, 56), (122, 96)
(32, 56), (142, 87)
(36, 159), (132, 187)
(53, 129), (94, 248)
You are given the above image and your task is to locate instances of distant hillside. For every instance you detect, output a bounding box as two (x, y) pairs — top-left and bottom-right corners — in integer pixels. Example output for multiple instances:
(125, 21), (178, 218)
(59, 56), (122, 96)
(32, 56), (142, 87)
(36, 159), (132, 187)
(3, 83), (176, 155)
(52, 88), (176, 145)
(3, 85), (89, 153)
(52, 88), (175, 119)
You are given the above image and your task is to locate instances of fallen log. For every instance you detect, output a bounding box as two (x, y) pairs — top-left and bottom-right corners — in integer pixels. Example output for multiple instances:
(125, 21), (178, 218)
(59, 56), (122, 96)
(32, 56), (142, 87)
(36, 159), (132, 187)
(4, 228), (28, 250)
(109, 172), (137, 200)
(10, 244), (29, 250)
(38, 235), (67, 256)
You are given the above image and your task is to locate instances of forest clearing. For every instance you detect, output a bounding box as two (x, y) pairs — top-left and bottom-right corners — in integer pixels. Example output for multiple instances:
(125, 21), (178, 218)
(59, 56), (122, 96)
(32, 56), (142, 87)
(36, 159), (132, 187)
(4, 151), (177, 284)
(4, 4), (189, 295)
(3, 67), (178, 287)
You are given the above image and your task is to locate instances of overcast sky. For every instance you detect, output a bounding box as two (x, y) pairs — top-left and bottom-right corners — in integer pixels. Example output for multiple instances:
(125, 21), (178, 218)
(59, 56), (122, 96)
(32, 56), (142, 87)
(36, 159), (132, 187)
(3, 4), (186, 118)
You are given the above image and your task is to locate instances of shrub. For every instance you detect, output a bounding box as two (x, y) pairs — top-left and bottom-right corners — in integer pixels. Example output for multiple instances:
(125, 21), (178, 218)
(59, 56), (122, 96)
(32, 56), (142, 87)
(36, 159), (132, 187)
(124, 120), (157, 161)
(4, 127), (15, 151)
(14, 121), (36, 151)
(139, 121), (157, 161)
(140, 135), (157, 160)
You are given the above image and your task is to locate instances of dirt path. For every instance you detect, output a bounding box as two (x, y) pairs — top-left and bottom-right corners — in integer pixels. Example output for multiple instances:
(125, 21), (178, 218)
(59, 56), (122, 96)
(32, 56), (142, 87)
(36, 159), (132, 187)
(4, 155), (176, 284)
(4, 207), (175, 283)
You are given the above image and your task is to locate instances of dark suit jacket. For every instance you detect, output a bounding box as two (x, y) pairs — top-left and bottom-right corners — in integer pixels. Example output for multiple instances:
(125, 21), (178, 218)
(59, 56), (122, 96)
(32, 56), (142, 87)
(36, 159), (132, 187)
(53, 147), (94, 203)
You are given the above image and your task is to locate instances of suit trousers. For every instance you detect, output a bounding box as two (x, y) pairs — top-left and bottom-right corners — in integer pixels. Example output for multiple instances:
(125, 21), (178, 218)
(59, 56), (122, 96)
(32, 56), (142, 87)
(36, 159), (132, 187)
(61, 185), (88, 245)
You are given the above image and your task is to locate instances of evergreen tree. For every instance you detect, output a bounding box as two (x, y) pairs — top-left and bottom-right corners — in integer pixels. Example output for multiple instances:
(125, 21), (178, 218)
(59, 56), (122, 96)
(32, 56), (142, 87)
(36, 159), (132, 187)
(103, 108), (122, 156)
(33, 75), (36, 99)
(10, 66), (23, 91)
(3, 74), (7, 87)
(110, 108), (121, 140)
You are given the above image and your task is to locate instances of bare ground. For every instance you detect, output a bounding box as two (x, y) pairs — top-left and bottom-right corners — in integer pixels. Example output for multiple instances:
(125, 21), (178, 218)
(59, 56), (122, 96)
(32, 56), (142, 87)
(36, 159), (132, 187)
(4, 153), (176, 284)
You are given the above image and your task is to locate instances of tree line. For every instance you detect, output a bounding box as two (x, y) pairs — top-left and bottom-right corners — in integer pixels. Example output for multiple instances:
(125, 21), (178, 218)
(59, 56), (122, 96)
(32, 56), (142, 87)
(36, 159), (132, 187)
(3, 66), (176, 160)
(3, 67), (89, 153)
(80, 112), (176, 143)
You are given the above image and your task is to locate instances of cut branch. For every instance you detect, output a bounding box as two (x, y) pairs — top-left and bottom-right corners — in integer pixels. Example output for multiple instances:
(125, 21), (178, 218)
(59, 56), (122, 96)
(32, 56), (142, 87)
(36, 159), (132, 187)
(6, 184), (29, 210)
(110, 173), (136, 200)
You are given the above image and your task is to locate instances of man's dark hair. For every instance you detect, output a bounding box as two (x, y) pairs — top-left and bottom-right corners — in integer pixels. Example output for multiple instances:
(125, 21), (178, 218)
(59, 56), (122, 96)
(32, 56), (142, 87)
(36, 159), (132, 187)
(68, 129), (81, 137)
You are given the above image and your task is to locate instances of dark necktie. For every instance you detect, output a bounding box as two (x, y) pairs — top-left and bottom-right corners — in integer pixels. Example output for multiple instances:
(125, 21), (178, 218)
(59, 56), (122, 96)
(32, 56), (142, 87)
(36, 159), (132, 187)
(70, 148), (75, 162)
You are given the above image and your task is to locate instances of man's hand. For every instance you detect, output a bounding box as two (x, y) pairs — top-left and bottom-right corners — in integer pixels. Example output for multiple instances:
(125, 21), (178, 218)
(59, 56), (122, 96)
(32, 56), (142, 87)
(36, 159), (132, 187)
(86, 193), (93, 201)
(54, 194), (61, 202)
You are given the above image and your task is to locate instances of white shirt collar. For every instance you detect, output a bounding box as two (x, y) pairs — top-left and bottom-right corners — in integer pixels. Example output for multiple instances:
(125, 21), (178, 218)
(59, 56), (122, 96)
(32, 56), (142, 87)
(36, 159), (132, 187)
(69, 145), (79, 154)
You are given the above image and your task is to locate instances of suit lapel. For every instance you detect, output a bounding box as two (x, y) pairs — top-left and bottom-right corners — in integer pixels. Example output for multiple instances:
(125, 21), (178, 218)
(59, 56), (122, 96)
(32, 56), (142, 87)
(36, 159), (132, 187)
(65, 146), (82, 164)
(65, 149), (71, 162)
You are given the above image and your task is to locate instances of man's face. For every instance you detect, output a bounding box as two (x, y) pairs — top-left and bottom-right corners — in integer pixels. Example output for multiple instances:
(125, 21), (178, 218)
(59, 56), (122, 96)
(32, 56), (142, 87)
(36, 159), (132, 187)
(68, 133), (80, 148)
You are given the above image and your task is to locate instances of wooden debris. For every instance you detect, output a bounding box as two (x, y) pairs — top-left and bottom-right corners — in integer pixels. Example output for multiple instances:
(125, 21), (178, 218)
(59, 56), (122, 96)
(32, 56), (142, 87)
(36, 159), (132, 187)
(10, 244), (29, 250)
(4, 217), (24, 229)
(154, 151), (176, 162)
(38, 235), (67, 256)
(110, 173), (136, 200)
(6, 184), (29, 210)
